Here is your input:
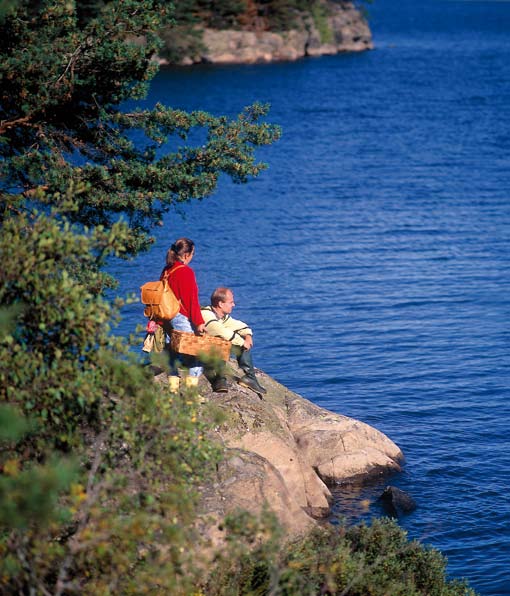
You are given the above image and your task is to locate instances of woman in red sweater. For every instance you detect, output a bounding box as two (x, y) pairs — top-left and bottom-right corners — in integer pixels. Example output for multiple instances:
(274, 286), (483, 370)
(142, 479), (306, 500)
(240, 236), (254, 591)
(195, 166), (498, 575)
(160, 237), (205, 389)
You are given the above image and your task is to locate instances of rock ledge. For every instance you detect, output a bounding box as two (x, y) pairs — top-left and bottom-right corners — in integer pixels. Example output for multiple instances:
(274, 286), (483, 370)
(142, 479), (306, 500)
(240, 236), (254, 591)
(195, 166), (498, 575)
(187, 363), (403, 541)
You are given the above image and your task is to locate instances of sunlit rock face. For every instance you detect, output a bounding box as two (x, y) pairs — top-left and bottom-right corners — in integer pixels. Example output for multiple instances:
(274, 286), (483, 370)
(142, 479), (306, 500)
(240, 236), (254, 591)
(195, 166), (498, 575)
(174, 363), (402, 542)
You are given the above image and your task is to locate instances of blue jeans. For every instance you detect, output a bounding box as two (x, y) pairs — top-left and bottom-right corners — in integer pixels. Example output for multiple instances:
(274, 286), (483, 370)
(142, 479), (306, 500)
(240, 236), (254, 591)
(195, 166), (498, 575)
(168, 313), (203, 377)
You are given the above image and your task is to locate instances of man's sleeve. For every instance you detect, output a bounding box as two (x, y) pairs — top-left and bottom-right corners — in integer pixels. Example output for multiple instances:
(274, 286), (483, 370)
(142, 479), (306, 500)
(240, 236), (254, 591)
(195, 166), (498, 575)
(202, 310), (251, 347)
(224, 316), (252, 342)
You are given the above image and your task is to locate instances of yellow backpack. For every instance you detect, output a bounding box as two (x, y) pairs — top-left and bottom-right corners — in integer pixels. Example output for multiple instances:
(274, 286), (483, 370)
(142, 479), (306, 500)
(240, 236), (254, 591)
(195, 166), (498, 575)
(140, 265), (183, 320)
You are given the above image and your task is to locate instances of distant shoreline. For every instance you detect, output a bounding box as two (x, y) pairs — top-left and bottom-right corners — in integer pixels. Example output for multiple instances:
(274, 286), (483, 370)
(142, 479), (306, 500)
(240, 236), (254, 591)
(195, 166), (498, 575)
(157, 1), (372, 67)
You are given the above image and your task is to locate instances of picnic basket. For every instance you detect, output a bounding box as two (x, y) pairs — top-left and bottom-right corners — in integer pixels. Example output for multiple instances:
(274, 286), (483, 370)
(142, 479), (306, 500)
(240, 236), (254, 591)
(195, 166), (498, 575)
(170, 330), (231, 361)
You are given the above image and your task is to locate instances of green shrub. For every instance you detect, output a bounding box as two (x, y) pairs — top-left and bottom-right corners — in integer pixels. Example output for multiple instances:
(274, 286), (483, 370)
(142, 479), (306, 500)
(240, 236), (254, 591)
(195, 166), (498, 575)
(205, 517), (477, 595)
(311, 2), (333, 44)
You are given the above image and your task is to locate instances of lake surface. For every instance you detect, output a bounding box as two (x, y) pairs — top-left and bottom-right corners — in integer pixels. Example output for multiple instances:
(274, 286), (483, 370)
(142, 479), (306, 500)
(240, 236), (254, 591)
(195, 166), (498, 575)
(115, 1), (510, 594)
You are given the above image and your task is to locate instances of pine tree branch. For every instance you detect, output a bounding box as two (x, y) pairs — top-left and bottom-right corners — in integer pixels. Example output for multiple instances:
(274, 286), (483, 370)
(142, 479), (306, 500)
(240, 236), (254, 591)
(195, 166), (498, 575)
(0, 115), (32, 135)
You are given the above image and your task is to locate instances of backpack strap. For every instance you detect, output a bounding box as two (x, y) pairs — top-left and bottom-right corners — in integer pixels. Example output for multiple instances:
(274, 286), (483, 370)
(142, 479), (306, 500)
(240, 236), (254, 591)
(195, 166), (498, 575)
(162, 263), (185, 284)
(165, 264), (185, 279)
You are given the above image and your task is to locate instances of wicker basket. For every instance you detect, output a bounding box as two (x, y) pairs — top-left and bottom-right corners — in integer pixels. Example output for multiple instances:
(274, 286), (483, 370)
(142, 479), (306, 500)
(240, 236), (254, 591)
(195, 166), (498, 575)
(170, 330), (231, 361)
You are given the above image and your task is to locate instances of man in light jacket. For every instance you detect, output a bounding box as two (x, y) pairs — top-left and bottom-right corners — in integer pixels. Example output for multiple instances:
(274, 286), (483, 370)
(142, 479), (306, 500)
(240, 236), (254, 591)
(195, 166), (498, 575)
(201, 287), (266, 395)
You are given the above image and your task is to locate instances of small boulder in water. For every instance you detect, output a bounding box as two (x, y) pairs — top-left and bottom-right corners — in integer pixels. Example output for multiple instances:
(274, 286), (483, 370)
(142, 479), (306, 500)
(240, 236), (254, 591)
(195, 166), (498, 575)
(378, 485), (417, 517)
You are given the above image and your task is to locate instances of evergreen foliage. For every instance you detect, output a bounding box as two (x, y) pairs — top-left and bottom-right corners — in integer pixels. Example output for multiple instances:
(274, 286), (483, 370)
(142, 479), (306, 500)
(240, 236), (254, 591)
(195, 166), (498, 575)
(207, 515), (477, 595)
(1, 0), (281, 257)
(0, 188), (224, 592)
(166, 0), (331, 31)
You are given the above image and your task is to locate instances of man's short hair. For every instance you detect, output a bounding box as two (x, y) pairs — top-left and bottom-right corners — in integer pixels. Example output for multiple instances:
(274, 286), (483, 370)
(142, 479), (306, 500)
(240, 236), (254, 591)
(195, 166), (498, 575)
(211, 287), (232, 307)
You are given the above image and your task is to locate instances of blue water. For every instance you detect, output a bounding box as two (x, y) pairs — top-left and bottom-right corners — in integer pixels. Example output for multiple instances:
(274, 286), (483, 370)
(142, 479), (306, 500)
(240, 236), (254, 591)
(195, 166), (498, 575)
(114, 1), (510, 593)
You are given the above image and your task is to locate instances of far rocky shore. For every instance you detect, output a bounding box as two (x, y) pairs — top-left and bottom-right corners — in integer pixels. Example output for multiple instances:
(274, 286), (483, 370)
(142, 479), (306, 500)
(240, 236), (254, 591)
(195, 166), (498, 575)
(157, 360), (403, 544)
(157, 1), (372, 66)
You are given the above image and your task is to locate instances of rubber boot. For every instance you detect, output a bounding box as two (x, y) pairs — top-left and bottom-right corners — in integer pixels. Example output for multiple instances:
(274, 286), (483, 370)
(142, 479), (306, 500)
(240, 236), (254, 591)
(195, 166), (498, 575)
(238, 374), (267, 396)
(236, 349), (266, 396)
(168, 375), (180, 393)
(203, 362), (227, 393)
(184, 376), (199, 388)
(212, 376), (229, 393)
(185, 376), (207, 403)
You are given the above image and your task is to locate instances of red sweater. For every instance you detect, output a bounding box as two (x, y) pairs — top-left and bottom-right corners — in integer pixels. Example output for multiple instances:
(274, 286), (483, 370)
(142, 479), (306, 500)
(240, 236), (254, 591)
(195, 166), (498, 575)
(161, 262), (204, 327)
